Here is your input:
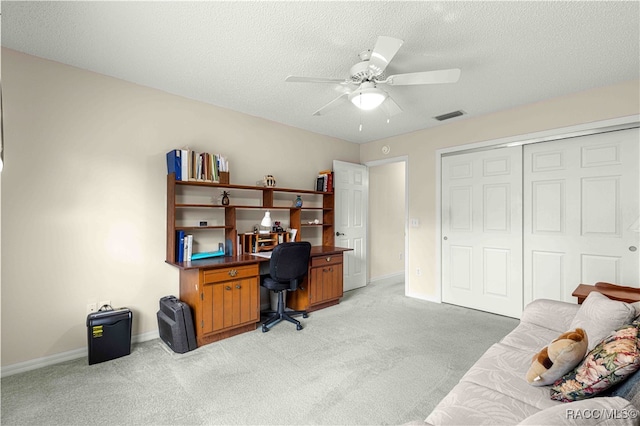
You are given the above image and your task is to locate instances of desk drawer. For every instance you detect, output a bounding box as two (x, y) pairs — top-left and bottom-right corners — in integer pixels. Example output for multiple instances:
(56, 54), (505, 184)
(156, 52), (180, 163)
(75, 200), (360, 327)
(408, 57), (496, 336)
(203, 264), (258, 284)
(311, 254), (343, 268)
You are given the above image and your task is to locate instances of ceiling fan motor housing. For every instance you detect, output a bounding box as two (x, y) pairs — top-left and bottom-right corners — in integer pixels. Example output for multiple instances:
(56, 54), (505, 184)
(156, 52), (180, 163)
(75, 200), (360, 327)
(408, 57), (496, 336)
(350, 60), (385, 83)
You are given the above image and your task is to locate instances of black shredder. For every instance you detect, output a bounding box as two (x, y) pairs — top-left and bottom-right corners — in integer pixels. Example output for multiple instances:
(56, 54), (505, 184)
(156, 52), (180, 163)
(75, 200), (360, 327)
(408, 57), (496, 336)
(86, 307), (132, 365)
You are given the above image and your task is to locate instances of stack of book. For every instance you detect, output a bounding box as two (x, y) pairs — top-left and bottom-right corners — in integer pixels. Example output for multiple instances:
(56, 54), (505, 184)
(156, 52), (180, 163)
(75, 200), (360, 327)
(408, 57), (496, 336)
(175, 231), (193, 262)
(166, 149), (229, 182)
(316, 169), (333, 192)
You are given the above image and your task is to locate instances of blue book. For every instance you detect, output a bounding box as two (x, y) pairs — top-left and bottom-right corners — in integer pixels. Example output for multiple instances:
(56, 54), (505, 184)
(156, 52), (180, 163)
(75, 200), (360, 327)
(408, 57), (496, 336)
(166, 149), (181, 180)
(176, 230), (185, 263)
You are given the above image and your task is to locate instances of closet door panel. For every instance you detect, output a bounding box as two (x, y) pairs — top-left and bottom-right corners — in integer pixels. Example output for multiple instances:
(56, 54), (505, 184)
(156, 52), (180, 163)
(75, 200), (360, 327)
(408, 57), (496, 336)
(524, 128), (639, 304)
(442, 146), (523, 318)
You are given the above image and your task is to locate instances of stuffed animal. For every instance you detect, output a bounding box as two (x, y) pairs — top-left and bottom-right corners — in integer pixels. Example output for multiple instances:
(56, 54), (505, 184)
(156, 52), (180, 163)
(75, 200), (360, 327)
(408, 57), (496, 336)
(526, 328), (588, 386)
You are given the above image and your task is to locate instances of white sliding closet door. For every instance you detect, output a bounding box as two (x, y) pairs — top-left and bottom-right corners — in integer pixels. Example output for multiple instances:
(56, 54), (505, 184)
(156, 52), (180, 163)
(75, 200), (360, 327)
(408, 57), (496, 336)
(524, 128), (640, 304)
(442, 147), (523, 318)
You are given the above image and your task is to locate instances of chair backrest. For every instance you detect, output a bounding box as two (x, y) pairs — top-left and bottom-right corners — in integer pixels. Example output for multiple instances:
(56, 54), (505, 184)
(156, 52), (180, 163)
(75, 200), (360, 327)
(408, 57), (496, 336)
(269, 241), (312, 290)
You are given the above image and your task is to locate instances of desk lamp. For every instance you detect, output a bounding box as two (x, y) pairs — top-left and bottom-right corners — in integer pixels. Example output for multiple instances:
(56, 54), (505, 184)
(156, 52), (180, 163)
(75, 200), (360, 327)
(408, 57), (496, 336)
(260, 211), (272, 234)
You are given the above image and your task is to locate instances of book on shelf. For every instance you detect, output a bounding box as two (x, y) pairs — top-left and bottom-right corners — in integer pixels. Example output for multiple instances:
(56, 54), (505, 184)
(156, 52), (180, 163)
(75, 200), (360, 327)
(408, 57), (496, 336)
(184, 234), (193, 261)
(166, 149), (229, 183)
(166, 150), (182, 181)
(180, 149), (189, 181)
(176, 230), (185, 263)
(316, 170), (333, 192)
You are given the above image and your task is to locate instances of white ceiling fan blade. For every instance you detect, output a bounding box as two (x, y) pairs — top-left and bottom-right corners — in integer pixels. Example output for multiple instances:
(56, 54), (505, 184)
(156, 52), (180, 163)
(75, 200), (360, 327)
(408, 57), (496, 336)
(286, 75), (350, 85)
(312, 93), (349, 116)
(368, 36), (404, 76)
(383, 68), (461, 86)
(379, 96), (403, 117)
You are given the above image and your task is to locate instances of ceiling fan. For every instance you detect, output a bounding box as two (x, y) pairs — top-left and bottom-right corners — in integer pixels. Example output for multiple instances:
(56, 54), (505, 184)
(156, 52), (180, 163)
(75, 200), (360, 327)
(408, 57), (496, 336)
(285, 36), (461, 117)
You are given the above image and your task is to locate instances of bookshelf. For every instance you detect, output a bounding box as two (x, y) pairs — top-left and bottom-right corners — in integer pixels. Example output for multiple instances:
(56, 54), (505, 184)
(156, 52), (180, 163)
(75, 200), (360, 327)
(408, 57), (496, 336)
(166, 173), (335, 264)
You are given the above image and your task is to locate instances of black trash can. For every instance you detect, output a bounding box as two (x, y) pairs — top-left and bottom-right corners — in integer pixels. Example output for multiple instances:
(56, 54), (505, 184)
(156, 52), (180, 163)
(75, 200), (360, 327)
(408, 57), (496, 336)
(86, 306), (132, 365)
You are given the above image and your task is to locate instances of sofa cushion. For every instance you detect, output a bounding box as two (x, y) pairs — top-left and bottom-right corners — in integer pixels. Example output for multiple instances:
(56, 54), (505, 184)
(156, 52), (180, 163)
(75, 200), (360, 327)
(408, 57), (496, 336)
(521, 298), (581, 334)
(569, 291), (636, 351)
(460, 343), (560, 411)
(501, 321), (567, 353)
(517, 397), (640, 426)
(551, 321), (640, 402)
(425, 380), (548, 426)
(526, 328), (588, 386)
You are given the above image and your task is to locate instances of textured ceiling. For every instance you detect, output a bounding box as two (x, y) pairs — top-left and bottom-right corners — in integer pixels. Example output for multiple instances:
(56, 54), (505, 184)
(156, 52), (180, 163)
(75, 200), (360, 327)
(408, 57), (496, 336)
(2, 1), (639, 144)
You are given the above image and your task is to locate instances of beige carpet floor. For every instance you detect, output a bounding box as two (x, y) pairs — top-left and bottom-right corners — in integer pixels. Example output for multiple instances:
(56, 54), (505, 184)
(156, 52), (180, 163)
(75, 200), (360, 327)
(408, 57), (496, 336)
(1, 280), (518, 425)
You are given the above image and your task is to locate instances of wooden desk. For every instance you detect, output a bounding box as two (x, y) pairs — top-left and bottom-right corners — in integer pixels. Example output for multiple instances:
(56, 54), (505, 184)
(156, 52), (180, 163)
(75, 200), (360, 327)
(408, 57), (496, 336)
(572, 282), (640, 304)
(172, 246), (351, 347)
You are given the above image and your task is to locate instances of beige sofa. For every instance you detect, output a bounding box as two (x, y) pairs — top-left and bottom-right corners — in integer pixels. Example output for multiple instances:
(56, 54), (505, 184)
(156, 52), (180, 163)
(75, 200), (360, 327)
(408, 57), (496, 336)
(425, 293), (640, 425)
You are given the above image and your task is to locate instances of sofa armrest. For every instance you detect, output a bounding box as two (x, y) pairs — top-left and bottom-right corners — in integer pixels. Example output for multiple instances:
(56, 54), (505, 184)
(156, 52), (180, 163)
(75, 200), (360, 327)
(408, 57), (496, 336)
(521, 299), (580, 333)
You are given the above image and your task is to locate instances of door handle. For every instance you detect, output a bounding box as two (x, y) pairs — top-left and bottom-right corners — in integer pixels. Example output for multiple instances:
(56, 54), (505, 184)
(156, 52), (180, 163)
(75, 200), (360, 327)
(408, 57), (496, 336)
(336, 232), (345, 236)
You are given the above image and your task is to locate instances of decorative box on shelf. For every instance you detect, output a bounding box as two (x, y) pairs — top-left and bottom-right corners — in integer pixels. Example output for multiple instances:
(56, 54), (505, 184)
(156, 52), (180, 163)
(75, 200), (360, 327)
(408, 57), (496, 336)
(219, 171), (229, 185)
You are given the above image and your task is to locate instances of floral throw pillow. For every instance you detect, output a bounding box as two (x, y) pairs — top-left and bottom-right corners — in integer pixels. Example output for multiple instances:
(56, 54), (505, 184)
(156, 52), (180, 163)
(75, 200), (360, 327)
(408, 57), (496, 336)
(550, 321), (640, 402)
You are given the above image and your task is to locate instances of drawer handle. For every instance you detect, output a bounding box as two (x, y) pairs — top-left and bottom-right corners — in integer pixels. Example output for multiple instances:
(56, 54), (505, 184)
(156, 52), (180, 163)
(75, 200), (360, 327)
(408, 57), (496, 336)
(326, 257), (332, 262)
(228, 269), (238, 277)
(235, 285), (241, 289)
(225, 286), (231, 291)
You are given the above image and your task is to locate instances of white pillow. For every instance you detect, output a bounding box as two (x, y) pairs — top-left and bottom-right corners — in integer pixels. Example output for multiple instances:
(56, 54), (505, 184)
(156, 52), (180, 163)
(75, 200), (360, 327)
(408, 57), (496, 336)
(569, 291), (636, 350)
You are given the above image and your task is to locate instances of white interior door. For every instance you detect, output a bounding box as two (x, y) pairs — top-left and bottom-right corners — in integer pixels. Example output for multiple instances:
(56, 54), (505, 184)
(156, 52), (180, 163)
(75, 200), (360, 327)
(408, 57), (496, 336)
(333, 160), (368, 291)
(524, 128), (640, 304)
(441, 146), (523, 318)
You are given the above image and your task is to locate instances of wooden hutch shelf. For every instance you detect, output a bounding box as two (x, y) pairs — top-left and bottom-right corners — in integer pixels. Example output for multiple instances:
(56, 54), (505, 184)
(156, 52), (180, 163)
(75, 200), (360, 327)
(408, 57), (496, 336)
(166, 173), (335, 264)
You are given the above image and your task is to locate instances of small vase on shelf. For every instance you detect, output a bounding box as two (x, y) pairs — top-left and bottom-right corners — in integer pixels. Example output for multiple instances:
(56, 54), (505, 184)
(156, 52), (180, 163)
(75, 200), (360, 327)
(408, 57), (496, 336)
(294, 195), (303, 208)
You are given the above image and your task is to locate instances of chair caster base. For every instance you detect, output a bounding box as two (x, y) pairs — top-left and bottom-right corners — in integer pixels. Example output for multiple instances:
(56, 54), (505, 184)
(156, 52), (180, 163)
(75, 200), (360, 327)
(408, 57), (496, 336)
(296, 324), (303, 331)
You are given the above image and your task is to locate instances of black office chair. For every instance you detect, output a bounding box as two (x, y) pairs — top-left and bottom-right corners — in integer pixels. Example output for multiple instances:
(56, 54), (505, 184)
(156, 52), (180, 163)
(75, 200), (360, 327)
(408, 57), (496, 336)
(260, 241), (312, 332)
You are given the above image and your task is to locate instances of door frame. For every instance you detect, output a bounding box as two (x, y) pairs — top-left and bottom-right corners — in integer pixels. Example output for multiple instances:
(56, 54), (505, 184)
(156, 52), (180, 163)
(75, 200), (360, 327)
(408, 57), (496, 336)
(365, 155), (409, 295)
(435, 115), (639, 303)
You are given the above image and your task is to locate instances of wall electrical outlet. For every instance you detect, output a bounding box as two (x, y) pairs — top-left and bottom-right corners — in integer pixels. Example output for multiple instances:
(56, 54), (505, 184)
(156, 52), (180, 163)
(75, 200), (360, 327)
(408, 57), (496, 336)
(87, 303), (97, 314)
(416, 268), (422, 276)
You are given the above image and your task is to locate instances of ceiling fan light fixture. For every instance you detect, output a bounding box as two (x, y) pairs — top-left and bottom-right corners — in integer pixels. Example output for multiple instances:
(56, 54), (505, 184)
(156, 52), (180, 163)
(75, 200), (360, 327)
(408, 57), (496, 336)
(349, 83), (387, 110)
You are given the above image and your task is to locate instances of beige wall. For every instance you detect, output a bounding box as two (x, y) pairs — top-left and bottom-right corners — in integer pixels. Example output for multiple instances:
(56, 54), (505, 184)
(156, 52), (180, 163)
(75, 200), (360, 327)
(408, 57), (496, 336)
(368, 161), (405, 280)
(0, 49), (359, 366)
(361, 79), (640, 301)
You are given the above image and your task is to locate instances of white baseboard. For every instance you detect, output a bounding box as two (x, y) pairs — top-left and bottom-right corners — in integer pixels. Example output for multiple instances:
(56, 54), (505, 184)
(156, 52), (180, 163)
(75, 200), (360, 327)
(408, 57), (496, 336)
(1, 330), (159, 378)
(369, 272), (404, 285)
(406, 291), (441, 303)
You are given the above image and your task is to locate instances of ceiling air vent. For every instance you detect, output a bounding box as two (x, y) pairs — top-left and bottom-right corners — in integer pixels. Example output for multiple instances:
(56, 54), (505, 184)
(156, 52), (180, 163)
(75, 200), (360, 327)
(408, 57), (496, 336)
(434, 110), (465, 121)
